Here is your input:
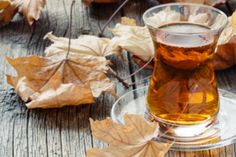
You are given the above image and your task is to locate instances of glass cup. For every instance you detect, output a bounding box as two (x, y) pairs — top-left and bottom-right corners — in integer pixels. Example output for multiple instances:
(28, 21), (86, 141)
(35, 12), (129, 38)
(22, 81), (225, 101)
(143, 3), (228, 138)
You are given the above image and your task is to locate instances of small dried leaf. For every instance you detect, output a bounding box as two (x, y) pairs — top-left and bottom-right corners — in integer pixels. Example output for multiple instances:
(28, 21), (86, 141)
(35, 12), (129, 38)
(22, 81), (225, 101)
(111, 23), (154, 61)
(6, 52), (115, 108)
(87, 114), (172, 157)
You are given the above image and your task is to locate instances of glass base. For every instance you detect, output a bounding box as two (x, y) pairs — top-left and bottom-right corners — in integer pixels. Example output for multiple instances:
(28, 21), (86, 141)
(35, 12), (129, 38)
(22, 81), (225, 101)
(111, 86), (236, 151)
(146, 110), (217, 138)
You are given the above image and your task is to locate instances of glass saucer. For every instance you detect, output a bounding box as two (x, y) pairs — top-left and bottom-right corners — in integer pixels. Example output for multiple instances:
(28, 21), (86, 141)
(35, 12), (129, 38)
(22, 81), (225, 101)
(111, 86), (236, 151)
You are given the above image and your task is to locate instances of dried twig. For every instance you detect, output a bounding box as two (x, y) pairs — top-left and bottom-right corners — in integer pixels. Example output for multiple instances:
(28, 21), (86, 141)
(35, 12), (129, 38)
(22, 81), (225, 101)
(108, 67), (130, 88)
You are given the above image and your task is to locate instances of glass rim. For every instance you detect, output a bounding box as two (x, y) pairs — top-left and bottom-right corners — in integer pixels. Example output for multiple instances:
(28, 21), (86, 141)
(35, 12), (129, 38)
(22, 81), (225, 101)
(143, 3), (228, 35)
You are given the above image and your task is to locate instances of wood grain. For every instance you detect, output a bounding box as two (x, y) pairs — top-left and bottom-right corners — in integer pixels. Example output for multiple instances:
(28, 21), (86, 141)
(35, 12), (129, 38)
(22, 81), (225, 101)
(0, 0), (235, 157)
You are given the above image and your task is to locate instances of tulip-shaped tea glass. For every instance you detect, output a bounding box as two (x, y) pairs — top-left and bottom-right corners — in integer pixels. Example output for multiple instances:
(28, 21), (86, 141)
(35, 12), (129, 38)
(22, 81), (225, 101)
(143, 3), (228, 138)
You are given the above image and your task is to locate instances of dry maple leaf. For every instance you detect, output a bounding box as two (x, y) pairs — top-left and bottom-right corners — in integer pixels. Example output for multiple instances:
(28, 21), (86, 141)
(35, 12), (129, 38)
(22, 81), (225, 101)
(87, 114), (172, 157)
(44, 32), (119, 57)
(0, 0), (45, 26)
(6, 51), (115, 108)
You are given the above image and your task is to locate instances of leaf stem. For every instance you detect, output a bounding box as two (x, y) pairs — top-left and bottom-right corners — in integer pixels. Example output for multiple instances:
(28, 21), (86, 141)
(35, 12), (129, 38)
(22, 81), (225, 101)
(66, 0), (76, 59)
(99, 0), (130, 36)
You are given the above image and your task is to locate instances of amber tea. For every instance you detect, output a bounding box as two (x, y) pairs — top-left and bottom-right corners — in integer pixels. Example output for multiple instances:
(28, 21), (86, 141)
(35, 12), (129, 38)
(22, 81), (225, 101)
(147, 23), (219, 125)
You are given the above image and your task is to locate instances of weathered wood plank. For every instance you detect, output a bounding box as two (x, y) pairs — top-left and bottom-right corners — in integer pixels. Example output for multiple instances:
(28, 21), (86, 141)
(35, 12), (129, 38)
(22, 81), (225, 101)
(12, 101), (30, 157)
(44, 109), (63, 157)
(0, 90), (14, 157)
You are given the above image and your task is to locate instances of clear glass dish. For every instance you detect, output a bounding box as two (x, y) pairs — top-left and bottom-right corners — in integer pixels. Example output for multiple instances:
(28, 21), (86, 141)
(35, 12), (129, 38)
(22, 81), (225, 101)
(111, 86), (236, 151)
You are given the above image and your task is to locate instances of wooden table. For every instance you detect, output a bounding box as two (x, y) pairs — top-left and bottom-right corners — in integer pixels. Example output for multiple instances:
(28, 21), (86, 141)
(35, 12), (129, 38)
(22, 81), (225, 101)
(0, 0), (236, 156)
